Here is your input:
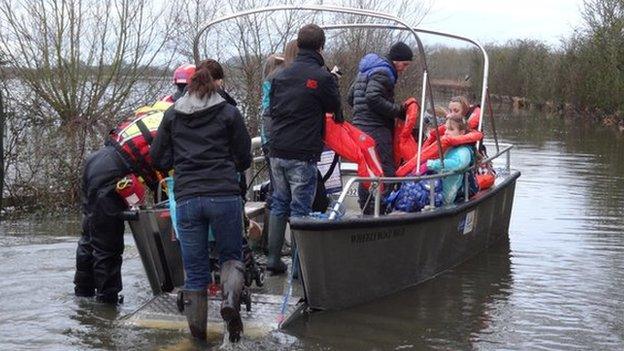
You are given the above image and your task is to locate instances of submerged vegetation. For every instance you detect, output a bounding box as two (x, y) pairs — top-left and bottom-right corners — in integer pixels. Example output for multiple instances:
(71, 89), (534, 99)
(0, 0), (622, 216)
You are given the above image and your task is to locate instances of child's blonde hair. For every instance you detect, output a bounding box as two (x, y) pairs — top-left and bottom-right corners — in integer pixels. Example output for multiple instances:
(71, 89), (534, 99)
(446, 114), (468, 132)
(434, 106), (448, 118)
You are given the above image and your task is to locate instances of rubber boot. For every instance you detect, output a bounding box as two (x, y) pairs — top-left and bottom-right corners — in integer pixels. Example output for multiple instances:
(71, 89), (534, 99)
(183, 290), (207, 340)
(220, 260), (245, 342)
(74, 271), (95, 297)
(267, 214), (288, 274)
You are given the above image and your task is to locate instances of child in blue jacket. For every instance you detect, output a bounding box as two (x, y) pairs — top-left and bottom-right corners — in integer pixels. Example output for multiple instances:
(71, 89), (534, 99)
(423, 115), (473, 205)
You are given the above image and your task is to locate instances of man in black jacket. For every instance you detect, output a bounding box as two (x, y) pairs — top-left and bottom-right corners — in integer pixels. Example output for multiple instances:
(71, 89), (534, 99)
(267, 24), (341, 273)
(348, 41), (414, 213)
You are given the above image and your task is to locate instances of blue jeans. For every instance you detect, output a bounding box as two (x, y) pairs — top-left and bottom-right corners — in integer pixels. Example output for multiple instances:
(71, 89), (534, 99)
(269, 157), (318, 219)
(176, 195), (243, 291)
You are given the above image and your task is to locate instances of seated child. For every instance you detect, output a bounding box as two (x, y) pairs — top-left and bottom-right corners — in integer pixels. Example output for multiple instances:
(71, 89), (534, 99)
(421, 114), (474, 205)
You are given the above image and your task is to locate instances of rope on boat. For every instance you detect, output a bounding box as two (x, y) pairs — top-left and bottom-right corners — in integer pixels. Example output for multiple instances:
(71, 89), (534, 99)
(277, 247), (298, 327)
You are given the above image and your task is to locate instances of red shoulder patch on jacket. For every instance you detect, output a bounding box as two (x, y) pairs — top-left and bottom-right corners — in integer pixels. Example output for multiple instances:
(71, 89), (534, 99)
(306, 79), (318, 89)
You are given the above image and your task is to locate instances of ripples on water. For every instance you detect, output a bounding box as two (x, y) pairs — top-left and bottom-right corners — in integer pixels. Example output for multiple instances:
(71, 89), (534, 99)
(0, 111), (623, 350)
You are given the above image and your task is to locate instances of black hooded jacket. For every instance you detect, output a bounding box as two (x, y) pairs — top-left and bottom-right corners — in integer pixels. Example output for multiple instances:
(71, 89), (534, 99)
(268, 49), (341, 161)
(150, 91), (252, 201)
(81, 145), (131, 213)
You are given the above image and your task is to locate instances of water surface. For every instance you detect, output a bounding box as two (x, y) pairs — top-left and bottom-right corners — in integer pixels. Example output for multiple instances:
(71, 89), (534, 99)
(1, 110), (623, 350)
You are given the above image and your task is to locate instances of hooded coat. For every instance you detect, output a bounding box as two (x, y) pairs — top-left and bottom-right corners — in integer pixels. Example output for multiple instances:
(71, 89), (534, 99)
(348, 53), (404, 130)
(150, 92), (252, 202)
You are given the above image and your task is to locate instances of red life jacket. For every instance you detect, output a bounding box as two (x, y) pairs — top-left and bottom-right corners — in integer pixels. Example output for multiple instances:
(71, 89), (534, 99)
(115, 173), (147, 208)
(396, 129), (484, 176)
(393, 98), (420, 167)
(423, 106), (481, 149)
(476, 173), (495, 190)
(323, 114), (384, 189)
(108, 110), (166, 190)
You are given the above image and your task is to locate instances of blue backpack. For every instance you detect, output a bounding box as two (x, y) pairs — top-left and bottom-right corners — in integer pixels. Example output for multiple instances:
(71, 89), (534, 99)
(385, 179), (444, 212)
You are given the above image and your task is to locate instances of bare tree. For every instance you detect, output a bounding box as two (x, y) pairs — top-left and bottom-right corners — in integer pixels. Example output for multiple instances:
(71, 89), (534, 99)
(0, 0), (177, 210)
(175, 0), (306, 136)
(178, 0), (429, 133)
(0, 52), (5, 216)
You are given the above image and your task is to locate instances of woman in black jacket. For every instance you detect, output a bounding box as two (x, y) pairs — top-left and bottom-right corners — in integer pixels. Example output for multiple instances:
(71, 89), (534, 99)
(150, 59), (252, 342)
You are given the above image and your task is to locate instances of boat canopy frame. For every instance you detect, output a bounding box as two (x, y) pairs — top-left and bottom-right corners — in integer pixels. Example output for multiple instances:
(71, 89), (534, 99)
(192, 5), (503, 218)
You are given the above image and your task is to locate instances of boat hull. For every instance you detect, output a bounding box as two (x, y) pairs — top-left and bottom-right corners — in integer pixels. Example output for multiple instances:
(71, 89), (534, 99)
(290, 170), (520, 310)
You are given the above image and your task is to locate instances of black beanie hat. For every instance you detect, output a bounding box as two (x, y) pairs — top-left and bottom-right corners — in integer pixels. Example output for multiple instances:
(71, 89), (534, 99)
(388, 41), (413, 61)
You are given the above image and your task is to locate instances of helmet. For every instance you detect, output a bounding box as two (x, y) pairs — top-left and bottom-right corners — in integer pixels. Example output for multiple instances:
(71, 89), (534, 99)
(173, 64), (196, 85)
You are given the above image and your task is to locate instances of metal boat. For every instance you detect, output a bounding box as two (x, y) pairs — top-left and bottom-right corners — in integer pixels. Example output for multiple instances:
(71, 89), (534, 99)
(123, 5), (520, 330)
(291, 168), (519, 311)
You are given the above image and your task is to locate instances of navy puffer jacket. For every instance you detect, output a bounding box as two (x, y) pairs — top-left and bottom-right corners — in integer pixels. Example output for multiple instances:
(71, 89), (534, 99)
(348, 53), (404, 130)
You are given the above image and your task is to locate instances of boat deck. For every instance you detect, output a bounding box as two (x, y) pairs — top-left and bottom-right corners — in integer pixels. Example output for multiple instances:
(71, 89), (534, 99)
(121, 256), (304, 335)
(121, 291), (301, 333)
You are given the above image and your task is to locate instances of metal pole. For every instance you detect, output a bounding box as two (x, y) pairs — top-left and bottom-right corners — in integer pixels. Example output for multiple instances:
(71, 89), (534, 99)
(429, 179), (435, 208)
(464, 172), (469, 202)
(506, 151), (511, 173)
(486, 88), (500, 153)
(416, 72), (427, 172)
(0, 61), (5, 219)
(373, 182), (381, 218)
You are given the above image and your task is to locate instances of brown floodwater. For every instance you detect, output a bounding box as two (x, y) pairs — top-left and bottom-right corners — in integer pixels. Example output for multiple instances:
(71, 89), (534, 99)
(1, 109), (623, 350)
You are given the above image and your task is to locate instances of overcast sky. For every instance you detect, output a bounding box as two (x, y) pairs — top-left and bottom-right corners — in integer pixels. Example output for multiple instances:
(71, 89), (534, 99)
(421, 0), (586, 47)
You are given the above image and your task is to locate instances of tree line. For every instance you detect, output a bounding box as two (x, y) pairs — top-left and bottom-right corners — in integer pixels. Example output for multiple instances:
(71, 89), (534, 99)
(470, 0), (624, 118)
(0, 0), (621, 217)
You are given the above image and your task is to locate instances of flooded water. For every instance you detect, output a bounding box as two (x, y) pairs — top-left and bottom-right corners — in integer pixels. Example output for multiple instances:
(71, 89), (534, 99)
(1, 109), (623, 350)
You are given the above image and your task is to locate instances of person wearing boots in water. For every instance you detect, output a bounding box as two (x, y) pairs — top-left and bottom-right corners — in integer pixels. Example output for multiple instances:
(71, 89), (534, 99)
(266, 24), (342, 274)
(72, 65), (196, 304)
(150, 60), (252, 342)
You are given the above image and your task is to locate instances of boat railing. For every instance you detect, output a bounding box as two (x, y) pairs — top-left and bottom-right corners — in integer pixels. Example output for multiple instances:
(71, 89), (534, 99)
(328, 142), (514, 219)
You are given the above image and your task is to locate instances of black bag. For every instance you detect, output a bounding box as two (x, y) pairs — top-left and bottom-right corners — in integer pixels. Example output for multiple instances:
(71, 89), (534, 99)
(312, 170), (330, 212)
(456, 169), (479, 202)
(311, 153), (340, 212)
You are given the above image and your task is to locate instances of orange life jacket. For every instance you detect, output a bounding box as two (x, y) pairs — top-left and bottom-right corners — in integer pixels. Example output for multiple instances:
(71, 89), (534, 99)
(423, 106), (481, 149)
(396, 130), (484, 176)
(323, 114), (384, 188)
(393, 98), (420, 167)
(476, 173), (495, 190)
